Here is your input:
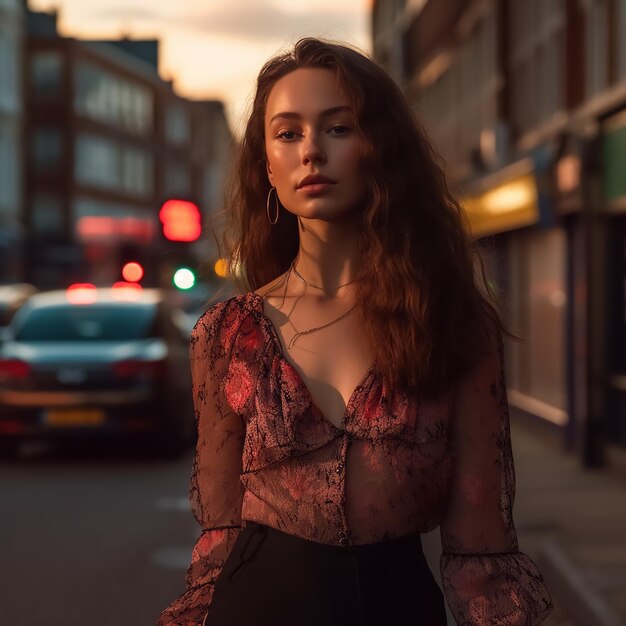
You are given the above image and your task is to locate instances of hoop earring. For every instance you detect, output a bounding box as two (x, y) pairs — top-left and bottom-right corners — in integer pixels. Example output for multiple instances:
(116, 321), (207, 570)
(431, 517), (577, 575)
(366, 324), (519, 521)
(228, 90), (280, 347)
(266, 187), (280, 225)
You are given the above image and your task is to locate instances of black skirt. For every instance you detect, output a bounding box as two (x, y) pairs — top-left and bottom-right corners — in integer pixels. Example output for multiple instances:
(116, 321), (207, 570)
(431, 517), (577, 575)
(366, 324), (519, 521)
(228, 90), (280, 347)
(203, 522), (448, 626)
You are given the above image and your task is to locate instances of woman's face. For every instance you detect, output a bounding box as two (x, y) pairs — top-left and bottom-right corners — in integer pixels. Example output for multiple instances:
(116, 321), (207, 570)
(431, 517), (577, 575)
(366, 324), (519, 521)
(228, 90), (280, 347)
(264, 67), (367, 222)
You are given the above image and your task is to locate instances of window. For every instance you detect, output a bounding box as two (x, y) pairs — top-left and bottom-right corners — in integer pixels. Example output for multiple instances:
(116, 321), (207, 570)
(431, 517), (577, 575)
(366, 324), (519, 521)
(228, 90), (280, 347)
(30, 50), (63, 101)
(584, 0), (610, 97)
(31, 193), (63, 234)
(0, 26), (20, 111)
(507, 228), (567, 411)
(32, 127), (63, 172)
(203, 163), (220, 209)
(14, 304), (157, 342)
(164, 162), (192, 196)
(122, 147), (153, 196)
(75, 135), (119, 189)
(74, 62), (153, 134)
(508, 0), (566, 135)
(418, 9), (498, 176)
(0, 120), (18, 213)
(165, 103), (191, 146)
(419, 66), (457, 168)
(75, 134), (153, 196)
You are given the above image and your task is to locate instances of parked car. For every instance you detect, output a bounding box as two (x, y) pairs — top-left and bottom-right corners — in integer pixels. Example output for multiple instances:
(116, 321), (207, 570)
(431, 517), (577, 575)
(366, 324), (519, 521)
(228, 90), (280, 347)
(0, 285), (194, 458)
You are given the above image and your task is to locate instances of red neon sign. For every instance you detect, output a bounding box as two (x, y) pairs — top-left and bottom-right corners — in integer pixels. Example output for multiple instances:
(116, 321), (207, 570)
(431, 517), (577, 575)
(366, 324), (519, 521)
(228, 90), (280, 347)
(159, 200), (202, 242)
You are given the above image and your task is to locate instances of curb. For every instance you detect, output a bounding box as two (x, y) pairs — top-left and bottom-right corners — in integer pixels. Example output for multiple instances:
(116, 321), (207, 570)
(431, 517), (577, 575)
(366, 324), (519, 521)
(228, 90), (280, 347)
(537, 538), (623, 626)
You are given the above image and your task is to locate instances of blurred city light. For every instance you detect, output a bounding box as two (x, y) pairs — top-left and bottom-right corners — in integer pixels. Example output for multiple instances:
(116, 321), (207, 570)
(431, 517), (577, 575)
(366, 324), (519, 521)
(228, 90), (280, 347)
(482, 176), (536, 215)
(159, 200), (202, 242)
(121, 261), (144, 283)
(173, 268), (196, 290)
(111, 281), (143, 300)
(76, 216), (154, 242)
(462, 167), (539, 238)
(66, 283), (98, 305)
(214, 258), (228, 278)
(557, 155), (581, 193)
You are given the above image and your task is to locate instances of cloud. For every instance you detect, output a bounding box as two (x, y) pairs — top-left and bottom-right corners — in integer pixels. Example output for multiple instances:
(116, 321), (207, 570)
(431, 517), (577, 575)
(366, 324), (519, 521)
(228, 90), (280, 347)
(89, 7), (163, 22)
(174, 1), (366, 43)
(80, 1), (366, 47)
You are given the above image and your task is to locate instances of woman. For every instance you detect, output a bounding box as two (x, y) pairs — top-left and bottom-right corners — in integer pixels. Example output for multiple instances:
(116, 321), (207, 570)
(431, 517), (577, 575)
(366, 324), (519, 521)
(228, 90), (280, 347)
(158, 38), (554, 626)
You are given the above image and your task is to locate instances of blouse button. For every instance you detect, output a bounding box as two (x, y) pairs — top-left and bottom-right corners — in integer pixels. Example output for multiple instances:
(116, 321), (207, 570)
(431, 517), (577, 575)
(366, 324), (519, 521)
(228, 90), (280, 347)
(339, 537), (349, 546)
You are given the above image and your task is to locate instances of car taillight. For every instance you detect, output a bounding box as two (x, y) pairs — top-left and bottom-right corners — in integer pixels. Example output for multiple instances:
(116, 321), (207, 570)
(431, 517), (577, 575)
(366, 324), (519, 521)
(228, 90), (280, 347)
(66, 283), (97, 305)
(113, 359), (166, 378)
(0, 359), (31, 379)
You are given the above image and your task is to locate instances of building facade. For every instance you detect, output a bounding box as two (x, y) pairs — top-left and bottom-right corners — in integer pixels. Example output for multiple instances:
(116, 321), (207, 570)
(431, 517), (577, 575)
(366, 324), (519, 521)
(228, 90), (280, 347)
(0, 0), (25, 281)
(372, 0), (626, 465)
(23, 8), (232, 290)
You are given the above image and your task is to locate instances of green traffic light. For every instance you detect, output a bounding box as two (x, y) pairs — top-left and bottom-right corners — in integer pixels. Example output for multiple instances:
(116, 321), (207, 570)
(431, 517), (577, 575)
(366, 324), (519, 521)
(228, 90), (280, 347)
(173, 267), (196, 290)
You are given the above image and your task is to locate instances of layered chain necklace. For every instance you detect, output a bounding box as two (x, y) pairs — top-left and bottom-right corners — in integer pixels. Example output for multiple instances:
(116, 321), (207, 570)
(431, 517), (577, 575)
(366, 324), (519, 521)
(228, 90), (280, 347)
(285, 258), (360, 349)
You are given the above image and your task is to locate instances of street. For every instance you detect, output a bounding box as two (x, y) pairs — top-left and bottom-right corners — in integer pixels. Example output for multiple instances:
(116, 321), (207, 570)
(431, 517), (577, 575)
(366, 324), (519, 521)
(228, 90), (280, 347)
(1, 442), (197, 626)
(1, 2), (624, 626)
(2, 429), (577, 626)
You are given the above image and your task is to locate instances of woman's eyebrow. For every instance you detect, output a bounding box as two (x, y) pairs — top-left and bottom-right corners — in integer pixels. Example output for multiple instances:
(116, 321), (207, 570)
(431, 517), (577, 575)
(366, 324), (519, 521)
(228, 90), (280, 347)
(268, 105), (352, 125)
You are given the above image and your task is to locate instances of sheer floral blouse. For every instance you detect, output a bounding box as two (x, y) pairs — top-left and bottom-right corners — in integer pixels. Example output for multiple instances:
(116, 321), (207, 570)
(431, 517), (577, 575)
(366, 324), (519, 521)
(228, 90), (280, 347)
(158, 292), (554, 626)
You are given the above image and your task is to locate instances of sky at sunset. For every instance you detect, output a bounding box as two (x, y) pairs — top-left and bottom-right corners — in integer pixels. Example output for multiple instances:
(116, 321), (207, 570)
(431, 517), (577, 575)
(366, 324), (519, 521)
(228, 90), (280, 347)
(28, 0), (371, 135)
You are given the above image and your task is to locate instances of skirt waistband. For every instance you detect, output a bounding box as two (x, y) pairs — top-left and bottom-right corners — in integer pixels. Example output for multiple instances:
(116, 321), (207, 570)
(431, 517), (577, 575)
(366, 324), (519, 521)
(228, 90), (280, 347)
(242, 521), (423, 557)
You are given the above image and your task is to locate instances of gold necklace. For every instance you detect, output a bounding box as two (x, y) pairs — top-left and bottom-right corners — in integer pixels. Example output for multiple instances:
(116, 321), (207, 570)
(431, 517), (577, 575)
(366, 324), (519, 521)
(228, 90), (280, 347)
(284, 260), (359, 349)
(290, 258), (359, 290)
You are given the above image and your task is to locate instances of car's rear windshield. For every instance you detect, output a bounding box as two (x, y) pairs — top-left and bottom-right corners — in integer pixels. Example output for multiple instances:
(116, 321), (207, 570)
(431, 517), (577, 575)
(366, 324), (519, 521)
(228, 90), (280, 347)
(13, 304), (157, 341)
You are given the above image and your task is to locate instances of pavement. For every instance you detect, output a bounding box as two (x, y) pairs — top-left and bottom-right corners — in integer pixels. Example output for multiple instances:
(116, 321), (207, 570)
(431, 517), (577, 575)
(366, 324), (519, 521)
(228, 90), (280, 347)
(510, 411), (626, 626)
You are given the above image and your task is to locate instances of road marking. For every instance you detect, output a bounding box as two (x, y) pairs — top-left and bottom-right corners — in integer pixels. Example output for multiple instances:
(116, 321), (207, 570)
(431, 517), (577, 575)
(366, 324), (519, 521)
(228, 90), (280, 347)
(155, 496), (190, 512)
(152, 546), (193, 569)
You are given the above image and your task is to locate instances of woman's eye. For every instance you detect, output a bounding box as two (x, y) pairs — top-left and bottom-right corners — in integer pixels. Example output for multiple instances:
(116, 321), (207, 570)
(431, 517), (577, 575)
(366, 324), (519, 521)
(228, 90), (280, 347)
(277, 130), (298, 141)
(276, 126), (350, 141)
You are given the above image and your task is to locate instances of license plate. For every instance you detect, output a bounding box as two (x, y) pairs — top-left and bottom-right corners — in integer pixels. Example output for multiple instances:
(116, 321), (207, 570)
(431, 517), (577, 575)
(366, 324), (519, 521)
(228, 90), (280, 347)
(45, 408), (105, 427)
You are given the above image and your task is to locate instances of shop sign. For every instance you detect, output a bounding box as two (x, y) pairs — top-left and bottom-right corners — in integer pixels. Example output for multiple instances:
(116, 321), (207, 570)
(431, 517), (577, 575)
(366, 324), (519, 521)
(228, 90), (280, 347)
(462, 165), (540, 237)
(604, 110), (626, 209)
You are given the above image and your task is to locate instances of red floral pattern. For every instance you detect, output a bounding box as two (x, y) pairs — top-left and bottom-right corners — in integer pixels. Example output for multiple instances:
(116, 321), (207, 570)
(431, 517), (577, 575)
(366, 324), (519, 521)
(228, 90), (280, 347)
(223, 359), (254, 415)
(157, 293), (554, 626)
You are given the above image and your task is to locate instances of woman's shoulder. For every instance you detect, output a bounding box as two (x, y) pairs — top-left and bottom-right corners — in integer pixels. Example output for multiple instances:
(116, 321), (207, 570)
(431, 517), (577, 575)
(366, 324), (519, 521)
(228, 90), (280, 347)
(189, 274), (291, 348)
(191, 293), (251, 343)
(191, 290), (274, 348)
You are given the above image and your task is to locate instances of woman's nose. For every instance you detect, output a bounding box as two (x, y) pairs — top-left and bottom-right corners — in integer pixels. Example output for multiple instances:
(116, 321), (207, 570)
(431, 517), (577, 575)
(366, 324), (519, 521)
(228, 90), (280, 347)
(301, 134), (326, 165)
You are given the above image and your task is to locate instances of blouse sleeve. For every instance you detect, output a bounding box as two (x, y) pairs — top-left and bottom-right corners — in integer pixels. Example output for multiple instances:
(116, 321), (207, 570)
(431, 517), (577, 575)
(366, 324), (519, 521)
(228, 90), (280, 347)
(158, 301), (246, 626)
(439, 328), (554, 626)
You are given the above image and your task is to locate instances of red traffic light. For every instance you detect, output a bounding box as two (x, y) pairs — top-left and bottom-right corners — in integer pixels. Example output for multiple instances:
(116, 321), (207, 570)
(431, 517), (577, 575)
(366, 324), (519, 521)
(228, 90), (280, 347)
(122, 262), (144, 283)
(159, 200), (202, 242)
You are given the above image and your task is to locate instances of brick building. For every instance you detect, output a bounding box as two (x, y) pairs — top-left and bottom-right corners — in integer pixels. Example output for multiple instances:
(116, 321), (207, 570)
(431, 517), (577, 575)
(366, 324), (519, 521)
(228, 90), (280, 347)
(23, 8), (232, 290)
(372, 0), (626, 464)
(0, 0), (25, 281)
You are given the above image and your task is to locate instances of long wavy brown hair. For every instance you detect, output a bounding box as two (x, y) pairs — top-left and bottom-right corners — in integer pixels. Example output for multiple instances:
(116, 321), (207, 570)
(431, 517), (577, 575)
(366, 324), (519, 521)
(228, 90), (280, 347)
(208, 37), (512, 397)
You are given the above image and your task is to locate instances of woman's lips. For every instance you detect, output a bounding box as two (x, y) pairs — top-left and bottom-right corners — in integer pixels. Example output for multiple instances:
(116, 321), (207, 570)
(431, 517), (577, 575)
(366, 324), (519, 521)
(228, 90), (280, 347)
(297, 182), (336, 194)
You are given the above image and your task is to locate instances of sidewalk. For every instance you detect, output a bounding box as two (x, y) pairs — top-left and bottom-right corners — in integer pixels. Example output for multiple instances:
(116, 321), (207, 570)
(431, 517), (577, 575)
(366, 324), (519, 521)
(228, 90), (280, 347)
(510, 412), (626, 626)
